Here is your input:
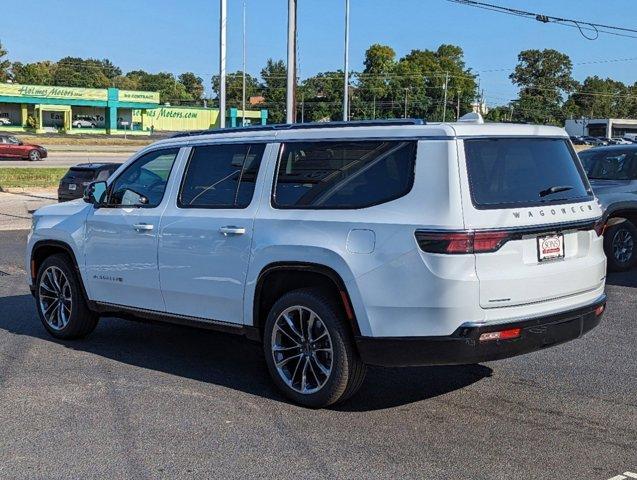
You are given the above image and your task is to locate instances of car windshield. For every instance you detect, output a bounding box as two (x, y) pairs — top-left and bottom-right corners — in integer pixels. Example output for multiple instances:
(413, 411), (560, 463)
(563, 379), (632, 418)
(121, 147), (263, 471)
(464, 137), (592, 208)
(579, 149), (637, 180)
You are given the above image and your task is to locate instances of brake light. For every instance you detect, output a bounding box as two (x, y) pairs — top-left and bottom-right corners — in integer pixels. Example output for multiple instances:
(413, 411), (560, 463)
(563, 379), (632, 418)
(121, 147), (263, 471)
(479, 328), (522, 342)
(415, 230), (512, 254)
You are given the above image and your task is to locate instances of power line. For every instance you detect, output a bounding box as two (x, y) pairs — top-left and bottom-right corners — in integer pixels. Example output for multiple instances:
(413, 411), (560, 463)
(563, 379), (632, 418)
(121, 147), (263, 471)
(446, 0), (637, 40)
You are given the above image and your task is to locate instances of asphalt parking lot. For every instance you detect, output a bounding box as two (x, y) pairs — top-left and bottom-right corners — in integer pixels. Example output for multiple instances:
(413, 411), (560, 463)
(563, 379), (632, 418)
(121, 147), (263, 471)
(0, 229), (635, 480)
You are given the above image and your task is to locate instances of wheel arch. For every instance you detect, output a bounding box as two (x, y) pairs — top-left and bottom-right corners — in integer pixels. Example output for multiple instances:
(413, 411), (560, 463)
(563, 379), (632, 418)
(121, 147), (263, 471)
(30, 240), (90, 301)
(603, 202), (637, 225)
(252, 262), (362, 342)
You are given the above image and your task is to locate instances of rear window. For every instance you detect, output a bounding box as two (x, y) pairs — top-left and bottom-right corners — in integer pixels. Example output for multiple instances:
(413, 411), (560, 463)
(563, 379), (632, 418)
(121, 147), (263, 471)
(579, 149), (637, 180)
(464, 138), (592, 209)
(274, 140), (416, 209)
(64, 169), (96, 181)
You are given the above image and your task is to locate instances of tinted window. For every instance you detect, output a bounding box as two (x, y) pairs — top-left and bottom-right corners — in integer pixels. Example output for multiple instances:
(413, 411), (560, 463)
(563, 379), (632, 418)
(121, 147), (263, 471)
(64, 169), (96, 182)
(179, 143), (265, 208)
(464, 138), (592, 209)
(274, 141), (416, 209)
(109, 148), (179, 207)
(579, 149), (637, 180)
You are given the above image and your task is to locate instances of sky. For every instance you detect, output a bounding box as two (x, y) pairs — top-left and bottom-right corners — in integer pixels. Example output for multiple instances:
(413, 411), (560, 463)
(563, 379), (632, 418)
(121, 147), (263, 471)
(2, 0), (637, 106)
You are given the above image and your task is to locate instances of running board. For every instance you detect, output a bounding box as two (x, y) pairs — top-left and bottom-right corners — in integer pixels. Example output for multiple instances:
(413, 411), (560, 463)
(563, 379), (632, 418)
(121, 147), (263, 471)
(90, 301), (260, 341)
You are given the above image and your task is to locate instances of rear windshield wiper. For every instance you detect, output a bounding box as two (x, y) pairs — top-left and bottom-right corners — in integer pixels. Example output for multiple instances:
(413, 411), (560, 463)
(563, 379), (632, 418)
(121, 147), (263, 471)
(539, 185), (574, 198)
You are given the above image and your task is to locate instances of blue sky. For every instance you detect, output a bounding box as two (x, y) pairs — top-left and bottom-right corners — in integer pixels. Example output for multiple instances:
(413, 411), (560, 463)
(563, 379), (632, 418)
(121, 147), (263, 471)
(2, 0), (636, 105)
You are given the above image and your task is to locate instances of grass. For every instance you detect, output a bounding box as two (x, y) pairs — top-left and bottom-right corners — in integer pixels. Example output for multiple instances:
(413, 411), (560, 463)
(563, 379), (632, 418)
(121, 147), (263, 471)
(18, 135), (155, 147)
(0, 168), (68, 188)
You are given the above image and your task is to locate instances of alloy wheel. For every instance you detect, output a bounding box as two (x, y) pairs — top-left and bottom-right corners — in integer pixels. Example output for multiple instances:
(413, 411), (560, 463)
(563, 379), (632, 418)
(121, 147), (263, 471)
(271, 306), (334, 395)
(612, 228), (634, 264)
(38, 266), (72, 331)
(29, 150), (41, 161)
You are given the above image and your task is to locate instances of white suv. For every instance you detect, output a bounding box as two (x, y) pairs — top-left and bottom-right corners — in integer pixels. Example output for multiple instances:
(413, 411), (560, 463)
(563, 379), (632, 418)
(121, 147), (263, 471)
(26, 119), (607, 407)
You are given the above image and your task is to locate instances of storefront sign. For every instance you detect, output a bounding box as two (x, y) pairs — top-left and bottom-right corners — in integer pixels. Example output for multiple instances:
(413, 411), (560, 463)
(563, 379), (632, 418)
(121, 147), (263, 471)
(0, 83), (107, 101)
(119, 90), (160, 104)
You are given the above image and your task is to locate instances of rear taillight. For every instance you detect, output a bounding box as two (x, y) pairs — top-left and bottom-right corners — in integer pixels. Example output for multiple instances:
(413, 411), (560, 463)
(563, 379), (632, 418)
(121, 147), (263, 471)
(415, 230), (512, 254)
(479, 328), (522, 342)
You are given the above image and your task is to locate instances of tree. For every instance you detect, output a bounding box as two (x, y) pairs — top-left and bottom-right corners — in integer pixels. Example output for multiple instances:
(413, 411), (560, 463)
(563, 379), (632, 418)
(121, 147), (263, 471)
(179, 72), (205, 103)
(300, 71), (344, 122)
(261, 59), (287, 123)
(509, 49), (576, 125)
(11, 61), (56, 85)
(52, 57), (111, 88)
(211, 71), (260, 109)
(134, 72), (192, 104)
(0, 41), (10, 82)
(565, 76), (631, 119)
(354, 44), (396, 119)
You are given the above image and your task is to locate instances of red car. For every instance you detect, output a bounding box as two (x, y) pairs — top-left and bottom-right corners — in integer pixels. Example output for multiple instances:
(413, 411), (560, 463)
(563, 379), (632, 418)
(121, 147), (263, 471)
(0, 134), (47, 161)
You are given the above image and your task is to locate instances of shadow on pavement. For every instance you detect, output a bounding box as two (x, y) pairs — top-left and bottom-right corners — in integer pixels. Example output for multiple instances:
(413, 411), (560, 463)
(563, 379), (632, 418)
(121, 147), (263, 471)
(0, 293), (492, 411)
(606, 270), (637, 288)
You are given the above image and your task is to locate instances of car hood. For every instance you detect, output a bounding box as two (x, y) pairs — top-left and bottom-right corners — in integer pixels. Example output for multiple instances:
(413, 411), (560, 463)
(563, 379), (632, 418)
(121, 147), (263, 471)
(34, 198), (89, 218)
(589, 179), (632, 194)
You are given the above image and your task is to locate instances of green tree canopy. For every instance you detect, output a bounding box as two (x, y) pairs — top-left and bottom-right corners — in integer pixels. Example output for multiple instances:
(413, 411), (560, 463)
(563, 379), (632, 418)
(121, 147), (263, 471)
(11, 61), (56, 85)
(179, 72), (205, 102)
(0, 41), (11, 82)
(260, 59), (287, 123)
(211, 71), (261, 110)
(509, 49), (576, 125)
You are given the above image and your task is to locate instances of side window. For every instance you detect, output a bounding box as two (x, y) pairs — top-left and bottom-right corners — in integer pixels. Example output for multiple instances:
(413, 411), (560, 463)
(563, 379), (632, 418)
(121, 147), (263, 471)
(108, 148), (179, 207)
(178, 143), (265, 208)
(273, 140), (417, 209)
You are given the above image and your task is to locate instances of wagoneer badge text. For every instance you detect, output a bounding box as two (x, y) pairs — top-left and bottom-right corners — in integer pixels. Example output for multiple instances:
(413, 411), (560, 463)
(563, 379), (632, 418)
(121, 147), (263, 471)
(513, 204), (593, 219)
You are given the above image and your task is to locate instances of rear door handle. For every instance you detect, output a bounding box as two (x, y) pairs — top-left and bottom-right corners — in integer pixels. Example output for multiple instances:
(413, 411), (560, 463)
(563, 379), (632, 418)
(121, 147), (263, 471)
(133, 223), (154, 232)
(219, 226), (246, 236)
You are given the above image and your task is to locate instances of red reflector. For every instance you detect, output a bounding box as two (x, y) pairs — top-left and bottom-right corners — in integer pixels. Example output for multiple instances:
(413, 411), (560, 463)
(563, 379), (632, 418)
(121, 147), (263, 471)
(479, 328), (522, 342)
(593, 221), (605, 237)
(594, 305), (605, 316)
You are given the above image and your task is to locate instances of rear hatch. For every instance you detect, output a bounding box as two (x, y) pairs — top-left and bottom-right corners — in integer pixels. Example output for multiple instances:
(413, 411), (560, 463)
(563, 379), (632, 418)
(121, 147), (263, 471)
(460, 137), (605, 309)
(59, 168), (97, 195)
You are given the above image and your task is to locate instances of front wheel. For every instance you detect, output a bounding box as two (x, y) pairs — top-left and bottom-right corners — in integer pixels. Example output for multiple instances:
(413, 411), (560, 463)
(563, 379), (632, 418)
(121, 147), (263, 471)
(35, 254), (99, 339)
(28, 149), (41, 161)
(263, 288), (366, 408)
(604, 220), (637, 272)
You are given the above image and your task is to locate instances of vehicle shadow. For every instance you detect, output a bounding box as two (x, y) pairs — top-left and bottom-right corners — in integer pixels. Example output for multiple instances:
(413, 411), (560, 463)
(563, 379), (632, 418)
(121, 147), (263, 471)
(606, 270), (637, 288)
(0, 293), (492, 412)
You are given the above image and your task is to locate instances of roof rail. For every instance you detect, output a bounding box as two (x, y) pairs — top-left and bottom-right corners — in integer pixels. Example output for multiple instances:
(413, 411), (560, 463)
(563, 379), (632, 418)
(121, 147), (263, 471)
(170, 118), (426, 138)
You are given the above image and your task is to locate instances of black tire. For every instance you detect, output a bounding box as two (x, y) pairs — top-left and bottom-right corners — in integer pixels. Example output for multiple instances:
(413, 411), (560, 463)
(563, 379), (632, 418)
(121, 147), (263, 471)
(28, 149), (41, 162)
(35, 253), (99, 339)
(263, 288), (366, 408)
(604, 220), (637, 272)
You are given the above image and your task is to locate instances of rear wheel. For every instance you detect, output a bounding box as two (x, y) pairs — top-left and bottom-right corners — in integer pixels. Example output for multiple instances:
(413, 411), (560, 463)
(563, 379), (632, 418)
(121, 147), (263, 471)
(35, 254), (98, 339)
(604, 220), (637, 271)
(28, 149), (41, 162)
(263, 288), (366, 408)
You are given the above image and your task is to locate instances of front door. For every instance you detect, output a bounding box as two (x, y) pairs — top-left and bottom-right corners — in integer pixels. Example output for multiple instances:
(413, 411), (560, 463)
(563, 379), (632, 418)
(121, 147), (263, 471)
(84, 148), (180, 310)
(158, 142), (268, 324)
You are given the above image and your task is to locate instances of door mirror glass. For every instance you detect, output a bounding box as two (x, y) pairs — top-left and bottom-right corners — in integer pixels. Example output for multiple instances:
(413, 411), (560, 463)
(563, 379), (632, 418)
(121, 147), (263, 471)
(84, 181), (108, 206)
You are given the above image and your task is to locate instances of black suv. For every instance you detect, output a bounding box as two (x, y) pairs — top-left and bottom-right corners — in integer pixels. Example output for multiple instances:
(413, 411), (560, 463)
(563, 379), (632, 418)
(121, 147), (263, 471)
(58, 163), (120, 202)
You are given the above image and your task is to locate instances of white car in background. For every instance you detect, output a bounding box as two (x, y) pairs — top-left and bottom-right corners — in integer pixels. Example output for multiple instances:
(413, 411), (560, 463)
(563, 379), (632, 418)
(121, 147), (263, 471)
(0, 118), (11, 126)
(26, 118), (608, 407)
(72, 118), (97, 128)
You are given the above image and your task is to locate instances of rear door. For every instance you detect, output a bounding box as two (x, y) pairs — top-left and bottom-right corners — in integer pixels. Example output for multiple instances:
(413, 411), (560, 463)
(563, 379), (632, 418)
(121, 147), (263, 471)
(459, 137), (605, 308)
(158, 141), (269, 324)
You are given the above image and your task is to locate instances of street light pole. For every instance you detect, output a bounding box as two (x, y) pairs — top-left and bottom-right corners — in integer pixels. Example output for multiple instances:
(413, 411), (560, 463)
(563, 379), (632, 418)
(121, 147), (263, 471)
(442, 72), (449, 122)
(343, 0), (350, 122)
(404, 88), (409, 118)
(242, 0), (247, 127)
(286, 0), (297, 124)
(219, 0), (227, 128)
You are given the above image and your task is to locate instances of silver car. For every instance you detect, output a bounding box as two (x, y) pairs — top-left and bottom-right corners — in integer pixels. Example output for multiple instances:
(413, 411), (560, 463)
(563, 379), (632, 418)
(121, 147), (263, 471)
(579, 145), (637, 271)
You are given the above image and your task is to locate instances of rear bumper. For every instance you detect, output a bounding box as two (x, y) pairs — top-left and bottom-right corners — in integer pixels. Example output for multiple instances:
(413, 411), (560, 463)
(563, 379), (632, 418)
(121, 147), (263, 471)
(355, 294), (607, 367)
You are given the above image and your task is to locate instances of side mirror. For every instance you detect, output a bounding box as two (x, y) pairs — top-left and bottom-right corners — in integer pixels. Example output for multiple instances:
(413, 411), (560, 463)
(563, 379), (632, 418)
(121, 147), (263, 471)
(83, 181), (107, 207)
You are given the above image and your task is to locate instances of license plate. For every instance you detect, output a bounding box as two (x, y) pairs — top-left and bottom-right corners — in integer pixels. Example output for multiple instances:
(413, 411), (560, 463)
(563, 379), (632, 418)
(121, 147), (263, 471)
(68, 184), (77, 191)
(537, 234), (564, 262)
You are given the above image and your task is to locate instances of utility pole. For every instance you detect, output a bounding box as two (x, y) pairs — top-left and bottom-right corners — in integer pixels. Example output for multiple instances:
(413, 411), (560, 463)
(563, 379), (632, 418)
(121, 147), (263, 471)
(442, 72), (449, 122)
(242, 0), (247, 126)
(301, 92), (305, 123)
(286, 0), (297, 124)
(343, 0), (350, 121)
(456, 90), (460, 121)
(219, 0), (227, 128)
(404, 88), (409, 118)
(372, 95), (376, 119)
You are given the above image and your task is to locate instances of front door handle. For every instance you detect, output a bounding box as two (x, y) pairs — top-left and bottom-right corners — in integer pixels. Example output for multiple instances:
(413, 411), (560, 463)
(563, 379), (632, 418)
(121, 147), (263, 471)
(133, 223), (154, 232)
(219, 226), (246, 236)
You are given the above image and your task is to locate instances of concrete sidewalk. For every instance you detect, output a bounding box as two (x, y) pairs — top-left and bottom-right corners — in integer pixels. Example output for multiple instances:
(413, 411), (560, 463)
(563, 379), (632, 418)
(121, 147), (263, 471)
(0, 189), (57, 231)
